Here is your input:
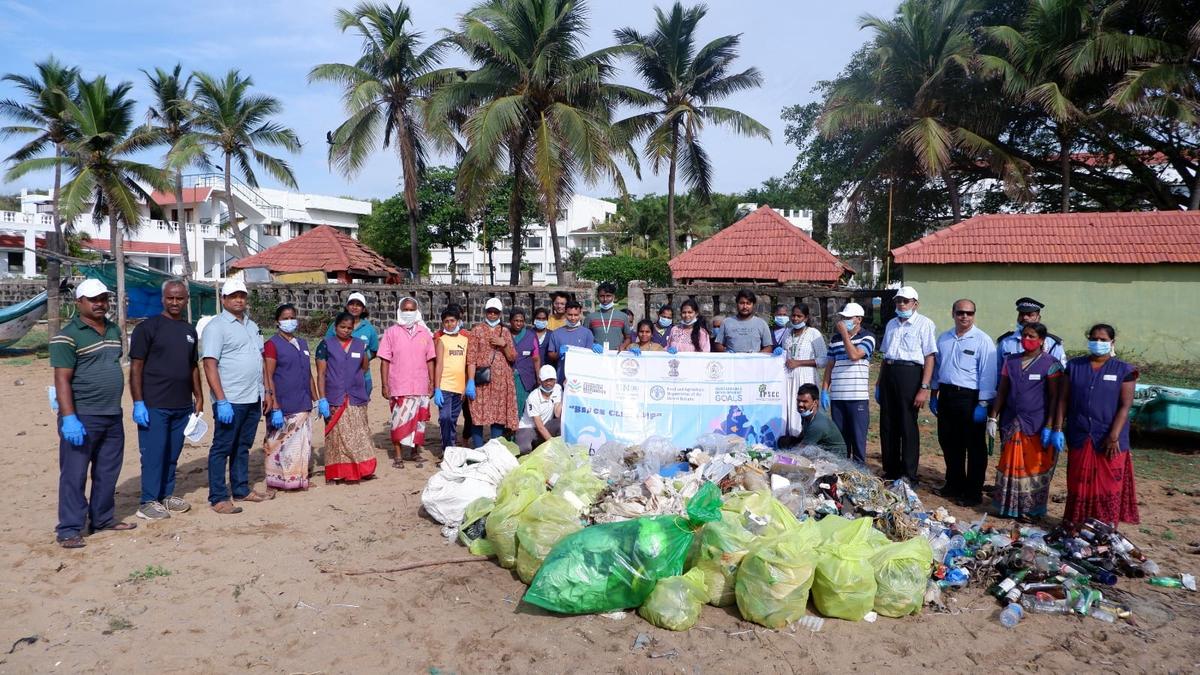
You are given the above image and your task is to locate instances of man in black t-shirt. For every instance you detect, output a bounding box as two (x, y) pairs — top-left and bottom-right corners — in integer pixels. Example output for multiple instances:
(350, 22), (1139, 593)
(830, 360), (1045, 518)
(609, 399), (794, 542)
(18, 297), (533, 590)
(129, 279), (204, 520)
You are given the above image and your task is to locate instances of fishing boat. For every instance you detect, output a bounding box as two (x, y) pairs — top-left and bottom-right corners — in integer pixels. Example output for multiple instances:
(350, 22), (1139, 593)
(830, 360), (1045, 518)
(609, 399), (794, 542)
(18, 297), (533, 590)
(0, 291), (48, 350)
(1132, 384), (1200, 436)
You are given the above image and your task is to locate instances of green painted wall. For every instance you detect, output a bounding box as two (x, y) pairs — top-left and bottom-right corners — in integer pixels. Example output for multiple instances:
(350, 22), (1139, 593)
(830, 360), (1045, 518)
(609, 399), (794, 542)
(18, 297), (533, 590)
(900, 264), (1200, 364)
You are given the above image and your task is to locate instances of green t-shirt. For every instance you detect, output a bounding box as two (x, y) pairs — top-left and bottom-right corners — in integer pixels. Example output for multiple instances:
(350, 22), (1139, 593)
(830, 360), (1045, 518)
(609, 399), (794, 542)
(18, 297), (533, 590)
(799, 411), (847, 455)
(49, 317), (124, 415)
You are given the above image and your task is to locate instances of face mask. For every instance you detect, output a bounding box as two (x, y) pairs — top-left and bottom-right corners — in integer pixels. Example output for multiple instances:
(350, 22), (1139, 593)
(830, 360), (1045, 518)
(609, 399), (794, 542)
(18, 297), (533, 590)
(533, 319), (547, 330)
(599, 302), (614, 311)
(444, 325), (460, 335)
(842, 319), (857, 332)
(773, 316), (787, 327)
(485, 317), (500, 327)
(1088, 340), (1112, 356)
(278, 319), (298, 333)
(896, 309), (914, 320)
(1022, 337), (1042, 352)
(397, 310), (418, 326)
(658, 317), (672, 328)
(800, 407), (815, 418)
(680, 317), (696, 326)
(540, 384), (555, 394)
(791, 321), (807, 330)
(566, 319), (580, 328)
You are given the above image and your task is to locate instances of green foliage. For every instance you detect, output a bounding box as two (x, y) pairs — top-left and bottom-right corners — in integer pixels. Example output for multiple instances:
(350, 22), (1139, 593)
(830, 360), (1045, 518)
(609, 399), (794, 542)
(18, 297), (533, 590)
(579, 255), (671, 296)
(127, 565), (172, 582)
(359, 193), (432, 271)
(0, 193), (19, 211)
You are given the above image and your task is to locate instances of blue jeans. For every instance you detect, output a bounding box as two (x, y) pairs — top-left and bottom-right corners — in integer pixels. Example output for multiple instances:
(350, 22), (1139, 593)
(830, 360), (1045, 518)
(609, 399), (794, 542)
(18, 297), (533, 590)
(439, 392), (463, 451)
(471, 423), (507, 449)
(208, 402), (261, 505)
(830, 399), (870, 464)
(138, 406), (192, 503)
(57, 414), (124, 539)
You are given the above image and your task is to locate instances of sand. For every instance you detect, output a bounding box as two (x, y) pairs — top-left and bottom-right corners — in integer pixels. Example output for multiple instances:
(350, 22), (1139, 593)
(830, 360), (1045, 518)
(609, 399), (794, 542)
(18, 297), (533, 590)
(1, 356), (1198, 674)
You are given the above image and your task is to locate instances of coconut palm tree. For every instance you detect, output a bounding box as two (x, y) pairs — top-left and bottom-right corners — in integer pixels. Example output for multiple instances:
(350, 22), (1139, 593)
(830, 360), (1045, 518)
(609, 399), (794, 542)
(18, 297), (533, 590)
(615, 2), (770, 258)
(1, 57), (80, 334)
(434, 0), (643, 284)
(309, 2), (447, 281)
(143, 63), (201, 276)
(8, 75), (171, 337)
(177, 70), (300, 258)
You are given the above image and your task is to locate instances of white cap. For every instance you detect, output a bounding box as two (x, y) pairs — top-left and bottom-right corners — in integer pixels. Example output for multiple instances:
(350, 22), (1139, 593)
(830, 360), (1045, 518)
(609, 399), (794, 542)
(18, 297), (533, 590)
(838, 302), (865, 318)
(484, 298), (503, 312)
(220, 278), (248, 296)
(539, 364), (557, 381)
(895, 286), (919, 300)
(74, 278), (110, 299)
(346, 291), (367, 306)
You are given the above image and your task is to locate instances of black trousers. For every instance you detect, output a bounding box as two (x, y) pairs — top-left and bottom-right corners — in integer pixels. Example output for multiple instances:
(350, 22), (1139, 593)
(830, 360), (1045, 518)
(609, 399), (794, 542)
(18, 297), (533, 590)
(879, 362), (922, 481)
(936, 385), (987, 499)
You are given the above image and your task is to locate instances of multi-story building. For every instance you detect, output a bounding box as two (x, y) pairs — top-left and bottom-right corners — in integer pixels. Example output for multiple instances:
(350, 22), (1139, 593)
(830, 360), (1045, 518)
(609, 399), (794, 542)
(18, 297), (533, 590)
(426, 194), (616, 284)
(1, 173), (370, 280)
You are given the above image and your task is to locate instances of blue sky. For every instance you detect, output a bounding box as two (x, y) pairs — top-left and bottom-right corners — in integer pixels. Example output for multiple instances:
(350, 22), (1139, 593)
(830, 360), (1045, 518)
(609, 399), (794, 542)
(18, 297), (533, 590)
(0, 0), (895, 202)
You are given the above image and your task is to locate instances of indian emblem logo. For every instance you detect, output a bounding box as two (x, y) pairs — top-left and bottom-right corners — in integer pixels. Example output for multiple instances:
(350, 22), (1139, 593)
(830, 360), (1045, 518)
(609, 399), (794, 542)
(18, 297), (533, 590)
(668, 359), (680, 378)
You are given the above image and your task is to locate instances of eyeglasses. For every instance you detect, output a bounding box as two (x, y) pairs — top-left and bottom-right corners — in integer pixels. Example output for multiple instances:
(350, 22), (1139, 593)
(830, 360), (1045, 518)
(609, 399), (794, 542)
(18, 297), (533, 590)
(954, 310), (975, 316)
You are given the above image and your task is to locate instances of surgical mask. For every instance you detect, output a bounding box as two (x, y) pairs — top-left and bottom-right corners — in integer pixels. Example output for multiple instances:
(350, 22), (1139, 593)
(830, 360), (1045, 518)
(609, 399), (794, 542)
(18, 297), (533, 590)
(680, 317), (696, 326)
(278, 319), (298, 333)
(485, 317), (500, 327)
(533, 319), (548, 330)
(397, 310), (418, 326)
(599, 302), (614, 311)
(842, 319), (857, 332)
(1088, 340), (1112, 356)
(800, 407), (815, 418)
(773, 316), (788, 327)
(896, 309), (914, 320)
(539, 384), (555, 394)
(791, 321), (807, 330)
(658, 317), (672, 328)
(566, 319), (580, 328)
(443, 325), (460, 335)
(1022, 337), (1042, 352)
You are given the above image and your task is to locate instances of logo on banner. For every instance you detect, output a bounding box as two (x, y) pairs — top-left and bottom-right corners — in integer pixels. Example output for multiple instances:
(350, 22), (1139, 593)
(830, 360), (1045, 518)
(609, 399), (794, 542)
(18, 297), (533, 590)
(706, 361), (724, 380)
(650, 385), (665, 401)
(668, 359), (680, 378)
(567, 378), (582, 393)
(620, 358), (640, 377)
(757, 383), (781, 400)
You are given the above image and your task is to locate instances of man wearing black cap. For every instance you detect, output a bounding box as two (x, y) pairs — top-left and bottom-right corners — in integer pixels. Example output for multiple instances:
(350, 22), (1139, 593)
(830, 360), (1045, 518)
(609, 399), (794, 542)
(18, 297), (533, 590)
(996, 297), (1066, 376)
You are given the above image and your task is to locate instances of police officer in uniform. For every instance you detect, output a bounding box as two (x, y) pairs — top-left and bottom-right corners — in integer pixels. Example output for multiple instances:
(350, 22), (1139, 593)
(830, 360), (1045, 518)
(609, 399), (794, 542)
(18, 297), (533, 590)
(996, 297), (1066, 375)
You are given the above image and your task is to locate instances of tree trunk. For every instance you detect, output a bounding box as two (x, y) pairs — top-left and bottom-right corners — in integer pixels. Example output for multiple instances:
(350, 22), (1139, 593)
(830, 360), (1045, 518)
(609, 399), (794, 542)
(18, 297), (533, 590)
(508, 148), (527, 286)
(449, 246), (457, 284)
(1190, 168), (1200, 210)
(1058, 128), (1072, 213)
(666, 126), (679, 259)
(225, 153), (250, 259)
(47, 143), (64, 335)
(395, 113), (422, 282)
(175, 166), (192, 277)
(547, 202), (562, 288)
(942, 169), (962, 224)
(110, 200), (127, 345)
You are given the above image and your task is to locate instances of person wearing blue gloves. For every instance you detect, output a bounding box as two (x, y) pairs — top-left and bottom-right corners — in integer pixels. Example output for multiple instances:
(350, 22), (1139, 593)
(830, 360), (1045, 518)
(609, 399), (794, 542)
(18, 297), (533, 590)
(317, 312), (378, 482)
(262, 303), (321, 493)
(129, 278), (203, 521)
(720, 289), (775, 354)
(201, 278), (271, 514)
(547, 301), (594, 381)
(50, 279), (137, 548)
(930, 299), (997, 506)
(433, 306), (472, 452)
(585, 282), (633, 352)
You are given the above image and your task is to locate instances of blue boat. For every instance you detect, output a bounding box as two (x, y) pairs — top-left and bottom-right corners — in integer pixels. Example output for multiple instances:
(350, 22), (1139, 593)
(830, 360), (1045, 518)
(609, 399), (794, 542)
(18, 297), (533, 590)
(0, 291), (47, 350)
(1132, 384), (1200, 436)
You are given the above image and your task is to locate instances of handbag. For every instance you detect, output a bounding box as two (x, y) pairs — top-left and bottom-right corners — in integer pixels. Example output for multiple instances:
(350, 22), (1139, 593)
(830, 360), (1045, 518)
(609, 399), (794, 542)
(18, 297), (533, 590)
(474, 328), (505, 385)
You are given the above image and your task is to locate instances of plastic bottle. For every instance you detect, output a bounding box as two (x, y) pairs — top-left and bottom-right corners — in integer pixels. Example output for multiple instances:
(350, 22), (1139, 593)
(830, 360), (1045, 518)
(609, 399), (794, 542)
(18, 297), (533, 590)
(948, 534), (966, 551)
(1090, 608), (1117, 623)
(1021, 596), (1072, 614)
(999, 603), (1023, 628)
(1148, 576), (1184, 588)
(797, 615), (825, 632)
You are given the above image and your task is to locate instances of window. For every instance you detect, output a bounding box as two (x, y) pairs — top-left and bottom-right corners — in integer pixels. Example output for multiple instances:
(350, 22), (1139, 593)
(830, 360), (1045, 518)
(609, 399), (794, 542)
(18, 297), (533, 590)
(523, 236), (542, 249)
(500, 262), (513, 275)
(263, 223), (282, 237)
(432, 263), (448, 273)
(557, 236), (567, 250)
(543, 262), (555, 274)
(455, 263), (471, 275)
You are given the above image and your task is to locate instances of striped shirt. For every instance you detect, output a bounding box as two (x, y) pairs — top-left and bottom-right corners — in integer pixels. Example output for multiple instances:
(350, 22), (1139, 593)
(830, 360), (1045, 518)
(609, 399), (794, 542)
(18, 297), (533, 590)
(827, 328), (875, 401)
(49, 316), (125, 415)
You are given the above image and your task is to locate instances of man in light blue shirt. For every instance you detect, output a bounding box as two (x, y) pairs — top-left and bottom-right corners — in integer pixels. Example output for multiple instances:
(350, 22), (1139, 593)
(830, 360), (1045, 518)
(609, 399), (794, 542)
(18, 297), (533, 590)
(201, 279), (268, 514)
(878, 286), (937, 485)
(930, 299), (997, 506)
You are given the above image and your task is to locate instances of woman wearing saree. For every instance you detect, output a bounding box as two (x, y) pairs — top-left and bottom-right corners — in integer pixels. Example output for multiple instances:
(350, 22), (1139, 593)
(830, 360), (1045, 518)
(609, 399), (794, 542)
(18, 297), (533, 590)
(325, 291), (380, 395)
(987, 322), (1062, 521)
(263, 304), (321, 491)
(317, 312), (378, 482)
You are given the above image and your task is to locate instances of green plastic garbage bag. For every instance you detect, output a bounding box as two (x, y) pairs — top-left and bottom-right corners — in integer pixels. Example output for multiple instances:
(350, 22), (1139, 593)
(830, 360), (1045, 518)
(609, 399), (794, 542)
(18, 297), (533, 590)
(637, 568), (710, 631)
(486, 486), (544, 569)
(516, 493), (584, 584)
(721, 490), (800, 538)
(458, 497), (496, 557)
(870, 536), (934, 617)
(523, 482), (722, 614)
(496, 465), (547, 505)
(551, 466), (607, 506)
(693, 511), (758, 606)
(521, 437), (590, 480)
(734, 522), (822, 628)
(812, 517), (878, 621)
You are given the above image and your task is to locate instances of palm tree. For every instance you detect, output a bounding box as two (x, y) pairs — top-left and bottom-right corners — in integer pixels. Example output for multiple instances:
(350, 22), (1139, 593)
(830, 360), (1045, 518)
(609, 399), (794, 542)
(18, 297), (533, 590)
(615, 2), (770, 258)
(309, 2), (447, 281)
(143, 63), (201, 276)
(177, 70), (301, 258)
(1, 57), (80, 334)
(434, 0), (642, 285)
(8, 76), (171, 337)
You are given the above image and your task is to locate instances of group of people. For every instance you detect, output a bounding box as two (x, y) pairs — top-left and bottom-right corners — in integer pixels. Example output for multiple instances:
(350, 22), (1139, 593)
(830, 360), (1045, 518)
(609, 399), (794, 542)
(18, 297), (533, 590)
(49, 277), (1140, 548)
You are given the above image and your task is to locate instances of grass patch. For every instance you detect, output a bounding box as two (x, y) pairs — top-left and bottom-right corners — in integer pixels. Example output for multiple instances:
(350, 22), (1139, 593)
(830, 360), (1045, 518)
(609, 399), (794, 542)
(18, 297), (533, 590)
(1135, 361), (1200, 390)
(126, 565), (172, 583)
(104, 617), (133, 634)
(1132, 447), (1200, 492)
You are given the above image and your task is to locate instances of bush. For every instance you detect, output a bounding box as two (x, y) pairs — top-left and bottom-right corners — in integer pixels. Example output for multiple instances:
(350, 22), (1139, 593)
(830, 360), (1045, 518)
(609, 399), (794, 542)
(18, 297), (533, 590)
(579, 255), (671, 296)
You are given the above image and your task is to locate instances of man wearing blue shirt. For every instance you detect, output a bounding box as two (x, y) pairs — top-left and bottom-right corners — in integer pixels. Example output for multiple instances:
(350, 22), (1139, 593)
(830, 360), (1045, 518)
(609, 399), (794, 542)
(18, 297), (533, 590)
(878, 286), (938, 485)
(996, 297), (1066, 376)
(930, 299), (997, 506)
(546, 301), (594, 381)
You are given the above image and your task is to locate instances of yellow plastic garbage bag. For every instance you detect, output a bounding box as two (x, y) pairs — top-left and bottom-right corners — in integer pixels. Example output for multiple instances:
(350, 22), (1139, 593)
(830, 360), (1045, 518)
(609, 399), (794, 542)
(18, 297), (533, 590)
(721, 490), (800, 538)
(638, 568), (710, 631)
(486, 486), (544, 569)
(521, 437), (590, 480)
(552, 466), (607, 506)
(812, 517), (878, 621)
(495, 465), (547, 505)
(734, 521), (822, 628)
(516, 493), (584, 584)
(458, 497), (495, 557)
(870, 536), (934, 617)
(693, 511), (757, 606)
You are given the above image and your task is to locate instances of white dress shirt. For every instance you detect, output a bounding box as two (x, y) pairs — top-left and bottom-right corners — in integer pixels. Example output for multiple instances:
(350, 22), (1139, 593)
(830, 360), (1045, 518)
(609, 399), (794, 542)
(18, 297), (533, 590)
(881, 312), (938, 363)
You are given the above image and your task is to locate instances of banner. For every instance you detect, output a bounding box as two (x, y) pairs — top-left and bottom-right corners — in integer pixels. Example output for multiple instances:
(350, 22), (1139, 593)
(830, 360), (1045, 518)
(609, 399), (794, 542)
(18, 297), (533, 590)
(562, 351), (788, 450)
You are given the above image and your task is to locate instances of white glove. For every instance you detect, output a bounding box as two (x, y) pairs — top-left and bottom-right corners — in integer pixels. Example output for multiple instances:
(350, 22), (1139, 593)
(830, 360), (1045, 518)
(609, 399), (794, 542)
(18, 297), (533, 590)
(986, 417), (999, 440)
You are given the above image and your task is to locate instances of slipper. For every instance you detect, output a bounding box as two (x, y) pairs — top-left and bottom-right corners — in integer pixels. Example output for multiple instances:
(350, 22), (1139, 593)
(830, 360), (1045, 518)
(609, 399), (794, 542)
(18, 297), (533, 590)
(97, 522), (137, 532)
(234, 491), (272, 503)
(57, 535), (85, 549)
(211, 501), (243, 515)
(392, 458), (405, 469)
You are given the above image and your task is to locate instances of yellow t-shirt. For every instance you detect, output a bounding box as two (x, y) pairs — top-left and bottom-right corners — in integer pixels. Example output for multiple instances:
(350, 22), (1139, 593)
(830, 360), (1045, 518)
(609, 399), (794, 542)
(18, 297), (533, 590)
(546, 315), (567, 331)
(439, 333), (469, 394)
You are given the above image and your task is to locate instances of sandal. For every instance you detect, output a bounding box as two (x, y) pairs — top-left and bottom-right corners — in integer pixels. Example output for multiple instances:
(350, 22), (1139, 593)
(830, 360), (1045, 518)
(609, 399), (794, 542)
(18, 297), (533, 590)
(96, 522), (137, 532)
(392, 458), (405, 469)
(211, 501), (243, 514)
(234, 490), (272, 503)
(57, 535), (85, 549)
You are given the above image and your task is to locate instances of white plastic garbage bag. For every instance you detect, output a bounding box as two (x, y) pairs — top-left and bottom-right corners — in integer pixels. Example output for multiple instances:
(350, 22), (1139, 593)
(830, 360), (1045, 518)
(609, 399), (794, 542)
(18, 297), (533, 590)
(184, 413), (209, 443)
(421, 439), (520, 527)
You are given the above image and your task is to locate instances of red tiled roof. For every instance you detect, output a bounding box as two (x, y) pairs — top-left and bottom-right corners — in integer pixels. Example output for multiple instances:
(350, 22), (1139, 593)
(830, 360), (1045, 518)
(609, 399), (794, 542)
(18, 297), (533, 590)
(668, 206), (851, 283)
(83, 240), (181, 255)
(891, 211), (1200, 265)
(149, 187), (212, 206)
(229, 225), (399, 277)
(0, 234), (46, 249)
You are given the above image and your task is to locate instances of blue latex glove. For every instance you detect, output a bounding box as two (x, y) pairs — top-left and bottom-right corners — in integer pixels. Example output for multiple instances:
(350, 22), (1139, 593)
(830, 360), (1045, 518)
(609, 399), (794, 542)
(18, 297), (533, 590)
(1040, 426), (1053, 447)
(772, 346), (785, 356)
(60, 414), (86, 446)
(666, 346), (678, 354)
(132, 401), (150, 427)
(591, 343), (604, 354)
(560, 345), (569, 354)
(628, 346), (641, 356)
(1051, 430), (1066, 453)
(215, 400), (234, 424)
(269, 409), (285, 428)
(465, 380), (476, 400)
(433, 388), (445, 407)
(929, 396), (939, 417)
(318, 398), (331, 418)
(819, 390), (830, 410)
(973, 403), (988, 424)
(874, 385), (881, 405)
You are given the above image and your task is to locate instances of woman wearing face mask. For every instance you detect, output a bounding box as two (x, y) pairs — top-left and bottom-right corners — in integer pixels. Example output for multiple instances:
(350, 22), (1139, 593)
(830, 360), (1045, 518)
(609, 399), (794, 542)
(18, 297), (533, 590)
(652, 305), (673, 347)
(532, 307), (552, 366)
(666, 299), (711, 353)
(988, 322), (1063, 521)
(515, 365), (563, 454)
(509, 308), (541, 421)
(466, 298), (518, 447)
(779, 303), (828, 440)
(262, 304), (321, 491)
(317, 312), (378, 482)
(1056, 324), (1140, 528)
(770, 303), (790, 347)
(325, 292), (380, 396)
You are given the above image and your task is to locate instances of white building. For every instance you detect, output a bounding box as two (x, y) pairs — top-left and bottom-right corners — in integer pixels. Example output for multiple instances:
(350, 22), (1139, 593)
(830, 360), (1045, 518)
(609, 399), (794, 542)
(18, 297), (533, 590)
(1, 173), (371, 280)
(736, 203), (814, 234)
(427, 194), (617, 284)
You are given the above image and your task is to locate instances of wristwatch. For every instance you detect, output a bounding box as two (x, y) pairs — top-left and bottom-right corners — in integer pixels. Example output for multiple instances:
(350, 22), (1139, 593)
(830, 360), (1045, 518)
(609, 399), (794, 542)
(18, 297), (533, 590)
(920, 383), (931, 390)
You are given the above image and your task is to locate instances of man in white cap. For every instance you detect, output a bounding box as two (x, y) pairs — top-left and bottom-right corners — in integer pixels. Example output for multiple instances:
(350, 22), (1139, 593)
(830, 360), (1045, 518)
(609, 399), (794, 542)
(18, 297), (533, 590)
(378, 296), (435, 466)
(515, 364), (562, 453)
(201, 278), (270, 514)
(49, 279), (137, 548)
(878, 286), (938, 485)
(821, 301), (876, 464)
(326, 291), (381, 395)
